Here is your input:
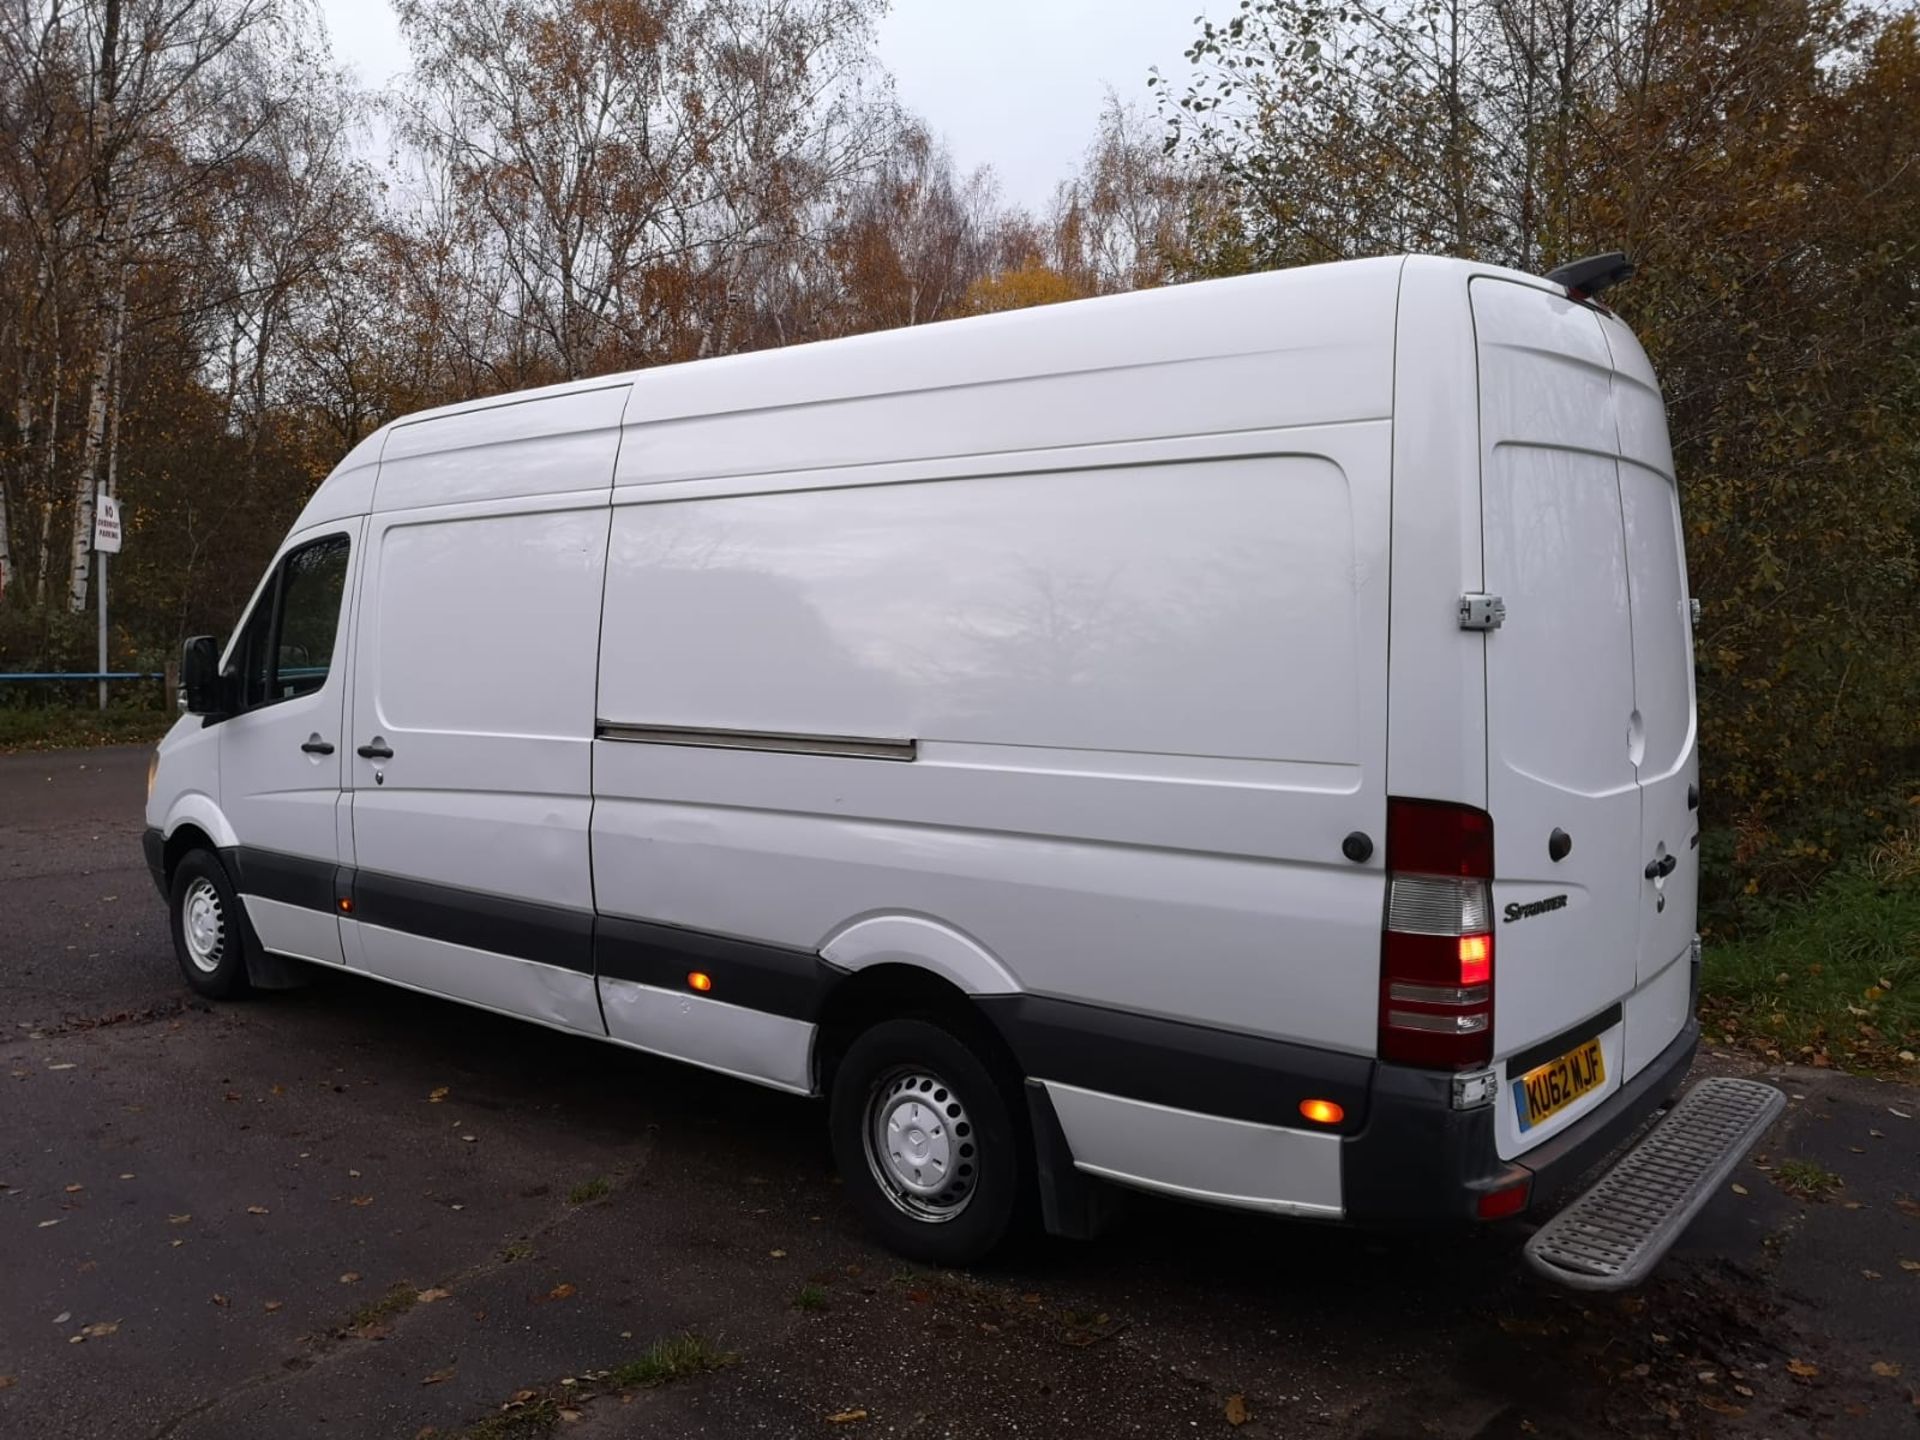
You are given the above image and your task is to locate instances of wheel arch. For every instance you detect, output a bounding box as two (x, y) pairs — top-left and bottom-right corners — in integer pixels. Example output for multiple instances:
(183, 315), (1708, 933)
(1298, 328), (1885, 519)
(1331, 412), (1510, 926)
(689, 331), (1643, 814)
(161, 793), (238, 856)
(161, 821), (221, 888)
(813, 963), (1025, 1101)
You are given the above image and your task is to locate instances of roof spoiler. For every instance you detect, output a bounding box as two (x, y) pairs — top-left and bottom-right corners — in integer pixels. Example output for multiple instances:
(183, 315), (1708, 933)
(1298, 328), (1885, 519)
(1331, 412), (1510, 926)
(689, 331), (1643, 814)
(1544, 252), (1635, 302)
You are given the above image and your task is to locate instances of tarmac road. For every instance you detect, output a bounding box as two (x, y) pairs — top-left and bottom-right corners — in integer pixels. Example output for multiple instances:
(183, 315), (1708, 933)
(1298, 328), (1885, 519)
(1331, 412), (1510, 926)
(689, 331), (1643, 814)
(1, 743), (1914, 1439)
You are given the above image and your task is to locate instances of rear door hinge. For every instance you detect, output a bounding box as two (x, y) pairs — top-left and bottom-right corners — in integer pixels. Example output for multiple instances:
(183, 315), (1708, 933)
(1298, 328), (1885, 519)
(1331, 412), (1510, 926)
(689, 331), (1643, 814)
(1458, 592), (1506, 631)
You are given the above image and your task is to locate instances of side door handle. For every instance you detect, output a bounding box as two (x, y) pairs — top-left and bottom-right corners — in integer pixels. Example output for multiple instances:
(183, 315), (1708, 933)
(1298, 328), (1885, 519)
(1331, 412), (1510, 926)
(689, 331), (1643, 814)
(300, 736), (335, 756)
(356, 739), (394, 760)
(1644, 854), (1677, 880)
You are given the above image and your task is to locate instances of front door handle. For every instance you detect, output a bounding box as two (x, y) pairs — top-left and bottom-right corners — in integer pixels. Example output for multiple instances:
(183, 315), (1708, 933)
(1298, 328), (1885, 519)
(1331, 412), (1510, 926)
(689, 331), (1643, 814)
(300, 736), (335, 756)
(1644, 854), (1677, 880)
(356, 739), (393, 761)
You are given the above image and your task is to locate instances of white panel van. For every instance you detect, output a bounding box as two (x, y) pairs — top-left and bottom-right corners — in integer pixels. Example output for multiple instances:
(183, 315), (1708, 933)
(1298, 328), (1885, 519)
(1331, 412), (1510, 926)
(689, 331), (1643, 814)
(143, 255), (1779, 1284)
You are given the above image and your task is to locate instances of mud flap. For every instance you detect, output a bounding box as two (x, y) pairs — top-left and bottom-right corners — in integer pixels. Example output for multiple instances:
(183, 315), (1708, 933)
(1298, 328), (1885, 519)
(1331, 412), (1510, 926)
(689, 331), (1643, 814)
(1025, 1080), (1123, 1241)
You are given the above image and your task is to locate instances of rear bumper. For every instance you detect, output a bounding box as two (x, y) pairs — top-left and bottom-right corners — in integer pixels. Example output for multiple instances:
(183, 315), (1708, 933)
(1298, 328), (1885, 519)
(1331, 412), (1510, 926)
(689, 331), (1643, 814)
(1342, 1017), (1700, 1222)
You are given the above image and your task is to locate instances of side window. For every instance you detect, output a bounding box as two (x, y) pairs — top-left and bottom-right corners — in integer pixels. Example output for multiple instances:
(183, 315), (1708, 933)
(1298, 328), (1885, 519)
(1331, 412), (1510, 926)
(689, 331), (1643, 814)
(227, 534), (352, 711)
(232, 587), (277, 710)
(273, 537), (350, 700)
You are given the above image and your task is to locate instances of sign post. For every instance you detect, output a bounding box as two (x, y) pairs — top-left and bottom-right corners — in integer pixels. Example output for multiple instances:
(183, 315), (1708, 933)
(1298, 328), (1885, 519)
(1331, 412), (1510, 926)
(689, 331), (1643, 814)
(93, 493), (122, 712)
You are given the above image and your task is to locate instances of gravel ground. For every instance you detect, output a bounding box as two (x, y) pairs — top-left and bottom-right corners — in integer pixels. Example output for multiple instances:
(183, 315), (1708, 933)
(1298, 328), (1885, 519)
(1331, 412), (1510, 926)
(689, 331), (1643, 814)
(1, 745), (1914, 1439)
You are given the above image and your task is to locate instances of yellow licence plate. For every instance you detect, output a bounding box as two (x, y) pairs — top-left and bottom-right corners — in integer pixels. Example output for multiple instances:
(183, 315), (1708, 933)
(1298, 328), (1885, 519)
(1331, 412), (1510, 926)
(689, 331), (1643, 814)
(1513, 1039), (1606, 1132)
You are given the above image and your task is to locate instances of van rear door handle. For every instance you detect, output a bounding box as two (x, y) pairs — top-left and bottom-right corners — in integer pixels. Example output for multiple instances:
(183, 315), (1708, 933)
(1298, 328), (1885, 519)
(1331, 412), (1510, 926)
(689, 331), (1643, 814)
(301, 736), (335, 756)
(1644, 854), (1677, 880)
(356, 740), (393, 760)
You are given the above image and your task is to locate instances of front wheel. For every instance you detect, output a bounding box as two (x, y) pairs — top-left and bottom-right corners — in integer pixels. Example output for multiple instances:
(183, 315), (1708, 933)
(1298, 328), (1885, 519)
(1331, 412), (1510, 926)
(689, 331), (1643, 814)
(168, 850), (252, 1000)
(828, 1017), (1025, 1265)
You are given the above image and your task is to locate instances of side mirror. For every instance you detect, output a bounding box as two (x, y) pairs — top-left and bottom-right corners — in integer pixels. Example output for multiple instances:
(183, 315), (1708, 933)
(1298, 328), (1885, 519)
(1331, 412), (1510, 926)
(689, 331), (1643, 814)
(181, 636), (230, 717)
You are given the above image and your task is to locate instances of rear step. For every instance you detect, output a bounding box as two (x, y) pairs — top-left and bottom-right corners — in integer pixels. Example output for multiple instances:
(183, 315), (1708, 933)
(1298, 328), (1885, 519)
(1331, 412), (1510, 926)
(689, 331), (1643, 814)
(1524, 1077), (1785, 1291)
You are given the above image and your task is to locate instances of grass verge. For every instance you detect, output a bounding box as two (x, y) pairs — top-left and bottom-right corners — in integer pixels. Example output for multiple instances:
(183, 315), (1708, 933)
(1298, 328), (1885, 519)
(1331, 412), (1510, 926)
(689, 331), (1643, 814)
(0, 703), (174, 753)
(1700, 850), (1920, 1075)
(345, 1282), (419, 1331)
(566, 1176), (612, 1205)
(607, 1332), (735, 1389)
(445, 1397), (561, 1440)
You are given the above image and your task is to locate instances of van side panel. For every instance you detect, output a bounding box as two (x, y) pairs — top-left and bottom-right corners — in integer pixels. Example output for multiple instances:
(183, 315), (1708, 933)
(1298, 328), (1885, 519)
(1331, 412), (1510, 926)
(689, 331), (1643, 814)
(1386, 257), (1490, 807)
(614, 259), (1401, 488)
(593, 427), (1392, 1060)
(374, 385), (630, 512)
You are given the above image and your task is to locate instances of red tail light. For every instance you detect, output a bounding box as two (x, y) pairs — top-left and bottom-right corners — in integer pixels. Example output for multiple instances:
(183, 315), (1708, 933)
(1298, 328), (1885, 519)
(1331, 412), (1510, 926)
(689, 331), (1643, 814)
(1380, 799), (1494, 1069)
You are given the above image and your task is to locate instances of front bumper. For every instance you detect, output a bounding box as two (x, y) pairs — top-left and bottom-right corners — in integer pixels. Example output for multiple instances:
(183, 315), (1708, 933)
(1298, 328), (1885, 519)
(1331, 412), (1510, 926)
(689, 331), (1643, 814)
(142, 826), (168, 901)
(1342, 1017), (1700, 1222)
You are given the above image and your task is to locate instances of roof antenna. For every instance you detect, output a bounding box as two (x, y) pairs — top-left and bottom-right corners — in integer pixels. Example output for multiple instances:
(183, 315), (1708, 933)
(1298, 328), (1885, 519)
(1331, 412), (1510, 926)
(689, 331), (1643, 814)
(1544, 252), (1635, 302)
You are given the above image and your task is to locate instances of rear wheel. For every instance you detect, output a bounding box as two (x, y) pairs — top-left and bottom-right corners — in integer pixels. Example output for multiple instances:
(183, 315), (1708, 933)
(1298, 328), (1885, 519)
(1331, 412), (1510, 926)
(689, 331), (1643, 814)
(828, 1017), (1025, 1264)
(168, 850), (252, 1000)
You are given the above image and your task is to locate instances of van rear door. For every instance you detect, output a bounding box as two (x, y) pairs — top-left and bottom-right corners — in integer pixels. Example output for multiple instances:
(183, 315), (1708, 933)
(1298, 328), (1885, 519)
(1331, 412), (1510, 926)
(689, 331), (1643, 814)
(1472, 278), (1644, 1153)
(1600, 312), (1701, 1077)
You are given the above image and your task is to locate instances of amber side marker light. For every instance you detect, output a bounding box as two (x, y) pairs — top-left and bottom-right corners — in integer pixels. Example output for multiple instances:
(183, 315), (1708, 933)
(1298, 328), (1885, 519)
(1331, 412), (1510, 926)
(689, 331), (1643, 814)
(337, 897), (354, 914)
(1298, 1098), (1345, 1126)
(687, 971), (713, 993)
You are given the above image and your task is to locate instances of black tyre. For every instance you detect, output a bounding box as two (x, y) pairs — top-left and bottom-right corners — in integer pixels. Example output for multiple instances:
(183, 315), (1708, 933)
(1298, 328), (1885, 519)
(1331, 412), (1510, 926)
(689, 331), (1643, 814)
(168, 850), (252, 1000)
(828, 1017), (1025, 1264)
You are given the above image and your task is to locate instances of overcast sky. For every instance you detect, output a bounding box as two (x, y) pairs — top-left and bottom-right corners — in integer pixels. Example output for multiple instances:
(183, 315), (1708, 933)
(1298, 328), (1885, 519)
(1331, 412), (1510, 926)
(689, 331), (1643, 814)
(314, 0), (1202, 211)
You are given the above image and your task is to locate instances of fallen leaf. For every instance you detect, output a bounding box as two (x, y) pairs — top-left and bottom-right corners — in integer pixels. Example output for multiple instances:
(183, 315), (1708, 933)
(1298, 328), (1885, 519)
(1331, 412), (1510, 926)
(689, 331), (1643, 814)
(1787, 1359), (1819, 1379)
(210, 1294), (228, 1308)
(510, 1390), (538, 1404)
(47, 1063), (75, 1071)
(168, 1214), (191, 1225)
(1864, 1269), (1883, 1280)
(769, 1249), (787, 1259)
(1734, 1384), (1754, 1397)
(429, 1087), (449, 1103)
(1699, 1399), (1746, 1417)
(0, 1376), (13, 1390)
(64, 1183), (83, 1194)
(52, 1311), (70, 1324)
(37, 1219), (61, 1228)
(460, 1134), (476, 1143)
(416, 1288), (451, 1304)
(548, 1283), (576, 1301)
(1731, 1183), (1749, 1195)
(170, 1240), (184, 1248)
(79, 1321), (118, 1338)
(1225, 1394), (1252, 1426)
(826, 1411), (867, 1424)
(422, 1367), (455, 1386)
(349, 1195), (374, 1207)
(245, 1205), (269, 1216)
(1874, 1361), (1904, 1379)
(349, 1169), (361, 1178)
(67, 1335), (85, 1346)
(1891, 1108), (1913, 1120)
(339, 1272), (361, 1284)
(118, 1174), (133, 1181)
(264, 1300), (282, 1313)
(558, 1410), (582, 1423)
(1900, 1259), (1920, 1271)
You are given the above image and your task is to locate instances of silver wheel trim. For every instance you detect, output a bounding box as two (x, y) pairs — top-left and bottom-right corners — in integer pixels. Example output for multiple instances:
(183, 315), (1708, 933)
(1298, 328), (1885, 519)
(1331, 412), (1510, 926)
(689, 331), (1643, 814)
(180, 876), (227, 975)
(862, 1066), (978, 1223)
